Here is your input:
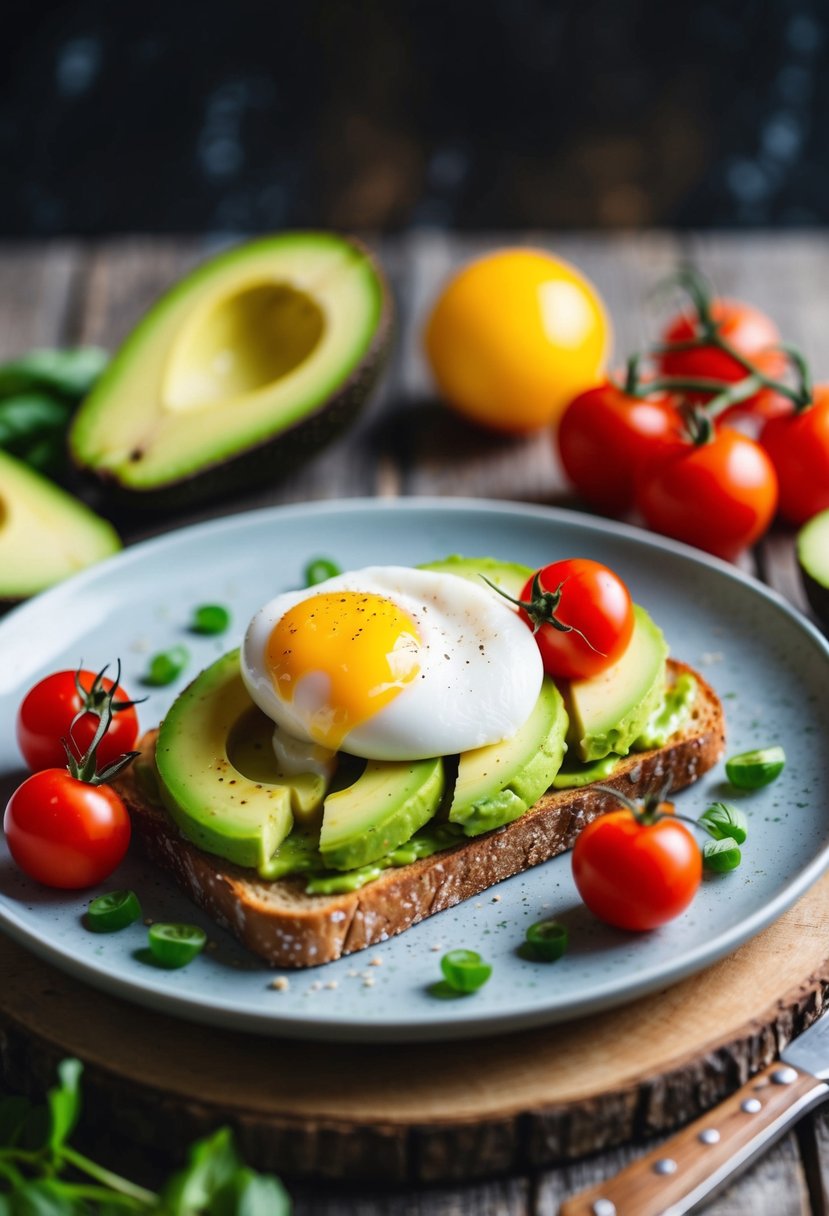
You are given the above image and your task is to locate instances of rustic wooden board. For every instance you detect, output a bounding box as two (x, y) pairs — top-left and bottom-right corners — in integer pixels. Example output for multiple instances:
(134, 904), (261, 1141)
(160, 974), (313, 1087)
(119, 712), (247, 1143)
(3, 867), (829, 1189)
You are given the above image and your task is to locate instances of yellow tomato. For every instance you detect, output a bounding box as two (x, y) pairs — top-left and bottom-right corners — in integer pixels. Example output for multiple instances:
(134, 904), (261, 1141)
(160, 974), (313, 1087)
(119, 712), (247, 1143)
(424, 248), (611, 433)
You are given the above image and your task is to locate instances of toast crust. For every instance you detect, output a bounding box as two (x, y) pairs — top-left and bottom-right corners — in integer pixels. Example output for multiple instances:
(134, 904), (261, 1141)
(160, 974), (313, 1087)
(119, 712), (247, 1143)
(118, 660), (725, 967)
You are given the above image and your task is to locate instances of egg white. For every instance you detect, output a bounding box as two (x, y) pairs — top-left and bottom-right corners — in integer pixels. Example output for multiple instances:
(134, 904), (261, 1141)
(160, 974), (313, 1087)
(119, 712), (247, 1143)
(241, 565), (543, 761)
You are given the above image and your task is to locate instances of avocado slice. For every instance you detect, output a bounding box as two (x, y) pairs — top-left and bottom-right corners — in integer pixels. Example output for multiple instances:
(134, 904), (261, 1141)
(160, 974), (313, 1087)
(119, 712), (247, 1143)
(419, 554), (532, 598)
(563, 605), (668, 762)
(319, 757), (445, 871)
(0, 450), (120, 602)
(797, 509), (829, 630)
(156, 650), (331, 869)
(449, 677), (568, 836)
(69, 233), (392, 507)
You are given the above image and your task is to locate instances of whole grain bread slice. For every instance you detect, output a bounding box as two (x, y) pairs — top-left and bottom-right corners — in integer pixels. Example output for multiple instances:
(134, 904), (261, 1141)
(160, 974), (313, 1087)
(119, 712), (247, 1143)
(118, 659), (725, 968)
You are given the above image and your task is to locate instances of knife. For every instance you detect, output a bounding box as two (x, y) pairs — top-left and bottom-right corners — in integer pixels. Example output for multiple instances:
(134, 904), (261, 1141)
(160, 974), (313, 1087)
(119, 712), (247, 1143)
(559, 1005), (829, 1216)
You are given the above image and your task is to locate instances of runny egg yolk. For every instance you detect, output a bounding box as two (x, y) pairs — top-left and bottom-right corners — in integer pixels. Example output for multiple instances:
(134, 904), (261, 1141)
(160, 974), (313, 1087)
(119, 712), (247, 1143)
(265, 591), (421, 750)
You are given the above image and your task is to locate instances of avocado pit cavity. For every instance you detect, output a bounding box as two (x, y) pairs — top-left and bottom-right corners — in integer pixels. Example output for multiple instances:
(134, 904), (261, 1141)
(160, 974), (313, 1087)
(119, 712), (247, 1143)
(165, 282), (325, 413)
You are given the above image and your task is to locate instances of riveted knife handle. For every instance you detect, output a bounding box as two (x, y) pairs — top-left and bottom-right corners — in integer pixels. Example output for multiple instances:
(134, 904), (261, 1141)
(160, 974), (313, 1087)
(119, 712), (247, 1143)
(559, 1060), (828, 1216)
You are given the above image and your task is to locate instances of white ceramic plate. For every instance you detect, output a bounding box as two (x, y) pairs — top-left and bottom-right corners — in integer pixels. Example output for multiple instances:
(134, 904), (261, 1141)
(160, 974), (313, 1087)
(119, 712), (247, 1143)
(1, 498), (828, 1043)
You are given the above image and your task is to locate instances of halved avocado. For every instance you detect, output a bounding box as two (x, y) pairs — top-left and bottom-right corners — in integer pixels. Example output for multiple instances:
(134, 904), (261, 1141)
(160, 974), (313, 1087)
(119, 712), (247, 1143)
(797, 509), (829, 631)
(69, 233), (393, 507)
(0, 450), (120, 602)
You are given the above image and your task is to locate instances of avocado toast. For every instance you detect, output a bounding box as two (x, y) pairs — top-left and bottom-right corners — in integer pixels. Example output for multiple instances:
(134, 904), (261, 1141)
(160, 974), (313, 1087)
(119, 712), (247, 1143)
(116, 557), (726, 968)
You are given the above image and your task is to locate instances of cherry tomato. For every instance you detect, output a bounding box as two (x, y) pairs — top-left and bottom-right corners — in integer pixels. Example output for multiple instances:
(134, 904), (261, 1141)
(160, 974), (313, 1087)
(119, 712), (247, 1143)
(424, 248), (610, 432)
(658, 298), (786, 416)
(760, 386), (829, 525)
(4, 769), (131, 889)
(17, 667), (140, 772)
(572, 805), (702, 931)
(516, 558), (634, 680)
(636, 428), (778, 561)
(557, 380), (682, 515)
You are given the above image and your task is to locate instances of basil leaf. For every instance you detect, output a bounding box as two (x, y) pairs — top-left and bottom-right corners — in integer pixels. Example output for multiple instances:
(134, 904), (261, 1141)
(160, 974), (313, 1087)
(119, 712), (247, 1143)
(0, 349), (108, 400)
(698, 802), (748, 845)
(47, 1059), (82, 1151)
(212, 1169), (292, 1216)
(162, 1127), (242, 1214)
(7, 1181), (76, 1216)
(703, 837), (742, 872)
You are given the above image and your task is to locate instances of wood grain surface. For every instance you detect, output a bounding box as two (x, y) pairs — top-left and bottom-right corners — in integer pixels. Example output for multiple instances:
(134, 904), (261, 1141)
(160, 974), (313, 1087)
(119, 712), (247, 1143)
(2, 232), (829, 1213)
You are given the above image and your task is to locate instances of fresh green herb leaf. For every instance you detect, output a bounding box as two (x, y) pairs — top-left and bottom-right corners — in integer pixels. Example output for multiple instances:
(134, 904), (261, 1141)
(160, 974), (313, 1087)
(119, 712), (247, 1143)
(211, 1168), (293, 1216)
(46, 1059), (82, 1153)
(147, 923), (206, 969)
(439, 949), (492, 993)
(0, 348), (108, 400)
(6, 1180), (76, 1215)
(190, 604), (231, 635)
(525, 919), (568, 962)
(698, 802), (748, 845)
(162, 1127), (242, 1215)
(703, 837), (742, 872)
(0, 394), (72, 473)
(303, 558), (341, 587)
(726, 746), (785, 790)
(142, 646), (189, 687)
(85, 890), (142, 934)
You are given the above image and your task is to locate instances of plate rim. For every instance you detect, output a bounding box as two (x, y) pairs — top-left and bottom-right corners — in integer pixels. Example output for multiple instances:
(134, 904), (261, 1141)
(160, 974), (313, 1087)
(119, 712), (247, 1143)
(2, 495), (829, 1042)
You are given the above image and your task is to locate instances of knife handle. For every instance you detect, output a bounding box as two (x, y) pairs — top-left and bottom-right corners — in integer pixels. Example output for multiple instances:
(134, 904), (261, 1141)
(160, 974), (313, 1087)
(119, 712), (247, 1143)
(559, 1060), (828, 1216)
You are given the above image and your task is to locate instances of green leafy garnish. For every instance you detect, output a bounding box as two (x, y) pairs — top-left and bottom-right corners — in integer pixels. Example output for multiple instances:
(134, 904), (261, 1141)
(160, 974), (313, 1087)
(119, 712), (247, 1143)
(438, 949), (492, 994)
(85, 890), (143, 934)
(525, 919), (568, 962)
(142, 645), (190, 687)
(698, 802), (748, 845)
(303, 557), (341, 587)
(726, 746), (786, 789)
(190, 604), (231, 635)
(0, 1058), (291, 1212)
(703, 837), (742, 872)
(147, 923), (207, 969)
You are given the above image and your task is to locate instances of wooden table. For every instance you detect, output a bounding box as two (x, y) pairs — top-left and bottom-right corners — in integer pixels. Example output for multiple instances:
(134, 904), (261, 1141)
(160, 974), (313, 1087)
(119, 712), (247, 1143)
(1, 231), (828, 1214)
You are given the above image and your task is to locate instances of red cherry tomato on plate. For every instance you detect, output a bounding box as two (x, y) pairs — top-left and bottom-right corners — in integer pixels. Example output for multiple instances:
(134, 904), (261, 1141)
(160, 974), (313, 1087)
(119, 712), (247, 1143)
(760, 385), (829, 525)
(636, 428), (778, 561)
(658, 298), (786, 418)
(572, 804), (702, 931)
(17, 666), (140, 772)
(510, 558), (634, 680)
(4, 769), (131, 889)
(557, 379), (682, 515)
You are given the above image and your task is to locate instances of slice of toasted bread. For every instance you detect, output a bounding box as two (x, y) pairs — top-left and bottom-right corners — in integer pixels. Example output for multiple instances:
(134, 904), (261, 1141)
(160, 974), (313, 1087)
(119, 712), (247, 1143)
(118, 660), (725, 968)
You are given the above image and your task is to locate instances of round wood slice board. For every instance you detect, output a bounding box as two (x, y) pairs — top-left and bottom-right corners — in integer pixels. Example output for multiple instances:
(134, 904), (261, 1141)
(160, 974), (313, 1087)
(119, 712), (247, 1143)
(4, 871), (829, 1184)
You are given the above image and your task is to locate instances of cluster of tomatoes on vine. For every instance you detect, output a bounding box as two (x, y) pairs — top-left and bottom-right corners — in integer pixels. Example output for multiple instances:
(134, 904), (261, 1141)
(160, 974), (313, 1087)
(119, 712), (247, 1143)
(557, 266), (829, 561)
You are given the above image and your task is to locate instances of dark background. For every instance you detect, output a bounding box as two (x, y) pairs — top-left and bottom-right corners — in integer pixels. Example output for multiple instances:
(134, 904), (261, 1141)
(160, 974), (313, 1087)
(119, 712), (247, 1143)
(2, 0), (826, 236)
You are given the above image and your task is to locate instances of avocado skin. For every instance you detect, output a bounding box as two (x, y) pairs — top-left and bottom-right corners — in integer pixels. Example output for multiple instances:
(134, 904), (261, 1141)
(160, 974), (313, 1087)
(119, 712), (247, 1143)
(71, 236), (394, 512)
(797, 509), (829, 632)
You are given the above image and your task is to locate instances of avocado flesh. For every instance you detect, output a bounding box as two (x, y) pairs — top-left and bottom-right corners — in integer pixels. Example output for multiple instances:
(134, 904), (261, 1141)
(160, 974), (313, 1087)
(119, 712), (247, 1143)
(564, 605), (668, 762)
(0, 450), (120, 601)
(449, 677), (568, 836)
(419, 554), (532, 599)
(797, 509), (829, 630)
(69, 233), (389, 500)
(156, 650), (331, 870)
(319, 757), (445, 871)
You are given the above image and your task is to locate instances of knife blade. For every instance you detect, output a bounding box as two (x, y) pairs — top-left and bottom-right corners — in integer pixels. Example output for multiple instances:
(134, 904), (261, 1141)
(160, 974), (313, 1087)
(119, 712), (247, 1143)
(560, 1003), (829, 1216)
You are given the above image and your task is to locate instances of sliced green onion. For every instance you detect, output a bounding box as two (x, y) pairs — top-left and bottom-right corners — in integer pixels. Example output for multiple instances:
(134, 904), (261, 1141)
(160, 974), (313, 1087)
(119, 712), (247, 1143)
(703, 837), (742, 873)
(525, 919), (568, 962)
(147, 923), (206, 968)
(698, 802), (748, 845)
(86, 890), (142, 933)
(440, 949), (492, 993)
(142, 645), (190, 687)
(304, 557), (342, 587)
(726, 746), (786, 790)
(190, 603), (231, 635)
